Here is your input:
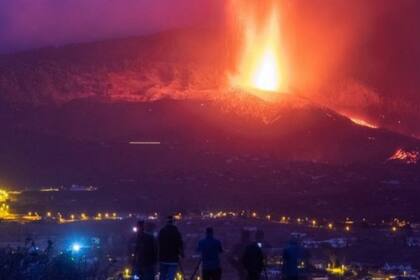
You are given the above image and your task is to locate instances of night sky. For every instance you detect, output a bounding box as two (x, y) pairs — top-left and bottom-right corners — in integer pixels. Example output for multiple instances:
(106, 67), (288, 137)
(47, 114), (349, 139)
(0, 0), (224, 53)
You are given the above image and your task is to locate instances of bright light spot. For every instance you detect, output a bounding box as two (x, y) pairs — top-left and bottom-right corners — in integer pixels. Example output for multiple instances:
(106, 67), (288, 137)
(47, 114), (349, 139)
(0, 190), (9, 202)
(327, 265), (347, 276)
(129, 141), (161, 145)
(72, 243), (81, 253)
(176, 272), (183, 280)
(123, 268), (132, 279)
(230, 2), (288, 96)
(253, 50), (279, 92)
(132, 226), (138, 233)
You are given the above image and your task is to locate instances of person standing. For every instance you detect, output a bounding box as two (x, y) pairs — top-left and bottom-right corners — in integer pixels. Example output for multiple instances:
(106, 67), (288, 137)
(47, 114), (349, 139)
(197, 227), (223, 280)
(229, 229), (251, 280)
(133, 220), (158, 280)
(281, 238), (305, 280)
(158, 216), (184, 280)
(241, 233), (264, 280)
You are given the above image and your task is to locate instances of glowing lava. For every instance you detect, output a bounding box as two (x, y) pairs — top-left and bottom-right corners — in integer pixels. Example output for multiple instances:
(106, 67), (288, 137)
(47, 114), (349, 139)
(349, 117), (378, 129)
(253, 48), (279, 92)
(389, 149), (420, 164)
(230, 2), (287, 95)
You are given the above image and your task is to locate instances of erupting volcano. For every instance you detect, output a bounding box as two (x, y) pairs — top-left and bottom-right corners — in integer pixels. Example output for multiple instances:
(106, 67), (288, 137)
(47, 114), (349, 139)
(229, 1), (288, 97)
(0, 1), (419, 173)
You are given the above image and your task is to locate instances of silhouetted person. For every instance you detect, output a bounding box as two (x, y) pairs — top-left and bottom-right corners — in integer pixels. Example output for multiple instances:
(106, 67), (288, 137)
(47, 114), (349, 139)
(241, 230), (265, 280)
(282, 238), (305, 280)
(197, 227), (223, 280)
(133, 220), (158, 280)
(158, 216), (184, 280)
(229, 229), (251, 280)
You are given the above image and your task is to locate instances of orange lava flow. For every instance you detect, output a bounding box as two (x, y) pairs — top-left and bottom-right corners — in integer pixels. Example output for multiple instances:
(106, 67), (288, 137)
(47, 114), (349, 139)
(349, 117), (378, 129)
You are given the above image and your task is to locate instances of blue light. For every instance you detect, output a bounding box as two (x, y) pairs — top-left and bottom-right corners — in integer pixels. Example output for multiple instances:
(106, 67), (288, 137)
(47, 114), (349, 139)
(71, 243), (81, 253)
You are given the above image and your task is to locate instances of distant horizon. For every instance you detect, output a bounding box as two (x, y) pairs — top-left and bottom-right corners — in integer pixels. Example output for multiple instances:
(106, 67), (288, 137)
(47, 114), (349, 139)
(0, 28), (162, 55)
(0, 26), (220, 55)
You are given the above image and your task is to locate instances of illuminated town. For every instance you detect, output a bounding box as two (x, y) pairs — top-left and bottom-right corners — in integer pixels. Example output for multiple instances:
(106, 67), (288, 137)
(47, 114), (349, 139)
(0, 187), (418, 279)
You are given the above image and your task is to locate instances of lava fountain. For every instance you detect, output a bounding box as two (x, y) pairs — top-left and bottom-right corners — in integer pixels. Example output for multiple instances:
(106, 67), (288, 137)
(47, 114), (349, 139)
(229, 1), (289, 98)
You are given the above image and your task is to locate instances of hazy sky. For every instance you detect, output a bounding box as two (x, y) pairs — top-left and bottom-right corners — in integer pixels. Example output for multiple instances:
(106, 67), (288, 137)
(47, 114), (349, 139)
(0, 0), (225, 53)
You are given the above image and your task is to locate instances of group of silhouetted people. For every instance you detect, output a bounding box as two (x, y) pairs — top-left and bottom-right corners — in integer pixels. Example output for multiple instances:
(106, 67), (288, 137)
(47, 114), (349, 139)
(133, 216), (183, 280)
(132, 216), (307, 280)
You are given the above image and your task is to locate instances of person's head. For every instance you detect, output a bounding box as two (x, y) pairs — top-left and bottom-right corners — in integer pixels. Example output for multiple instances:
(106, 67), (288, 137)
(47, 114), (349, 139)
(206, 227), (214, 238)
(256, 229), (265, 242)
(289, 236), (300, 246)
(166, 215), (174, 225)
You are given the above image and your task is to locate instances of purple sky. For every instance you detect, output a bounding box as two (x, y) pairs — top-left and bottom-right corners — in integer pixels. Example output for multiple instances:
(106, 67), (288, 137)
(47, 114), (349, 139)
(0, 0), (225, 53)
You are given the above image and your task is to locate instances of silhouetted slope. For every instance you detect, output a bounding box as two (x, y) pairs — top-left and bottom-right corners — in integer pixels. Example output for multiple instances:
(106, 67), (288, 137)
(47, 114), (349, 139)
(0, 29), (228, 104)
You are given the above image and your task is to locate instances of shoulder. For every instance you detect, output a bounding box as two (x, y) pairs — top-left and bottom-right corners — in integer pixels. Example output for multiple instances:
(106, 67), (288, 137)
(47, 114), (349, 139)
(168, 225), (179, 233)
